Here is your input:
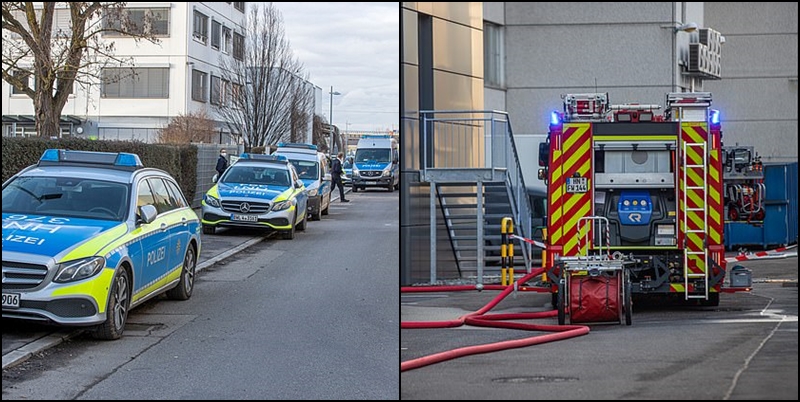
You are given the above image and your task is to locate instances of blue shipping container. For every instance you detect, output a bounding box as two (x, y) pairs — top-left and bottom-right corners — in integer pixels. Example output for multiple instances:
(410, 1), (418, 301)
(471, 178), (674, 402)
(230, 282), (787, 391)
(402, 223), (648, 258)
(724, 162), (798, 250)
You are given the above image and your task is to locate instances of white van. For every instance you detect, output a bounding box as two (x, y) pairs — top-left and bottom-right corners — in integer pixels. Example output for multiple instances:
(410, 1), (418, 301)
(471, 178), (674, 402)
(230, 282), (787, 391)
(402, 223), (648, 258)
(352, 135), (399, 192)
(273, 143), (331, 220)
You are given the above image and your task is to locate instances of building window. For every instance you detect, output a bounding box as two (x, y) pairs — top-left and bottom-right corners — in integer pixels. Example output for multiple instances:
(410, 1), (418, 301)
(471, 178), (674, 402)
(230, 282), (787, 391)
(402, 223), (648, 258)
(211, 20), (221, 49)
(192, 69), (208, 102)
(221, 79), (231, 106)
(484, 22), (505, 88)
(233, 32), (245, 61)
(104, 7), (170, 36)
(193, 10), (208, 44)
(11, 70), (31, 95)
(210, 75), (221, 105)
(102, 67), (169, 98)
(221, 26), (232, 54)
(233, 2), (245, 12)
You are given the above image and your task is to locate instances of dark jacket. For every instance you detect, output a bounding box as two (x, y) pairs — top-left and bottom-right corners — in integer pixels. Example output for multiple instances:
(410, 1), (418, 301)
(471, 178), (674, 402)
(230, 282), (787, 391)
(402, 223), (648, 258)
(331, 157), (343, 177)
(216, 155), (228, 175)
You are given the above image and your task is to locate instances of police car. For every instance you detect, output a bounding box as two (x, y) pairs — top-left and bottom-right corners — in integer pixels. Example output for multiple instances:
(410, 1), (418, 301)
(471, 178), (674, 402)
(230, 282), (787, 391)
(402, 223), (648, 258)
(2, 149), (202, 340)
(201, 153), (308, 239)
(272, 143), (331, 221)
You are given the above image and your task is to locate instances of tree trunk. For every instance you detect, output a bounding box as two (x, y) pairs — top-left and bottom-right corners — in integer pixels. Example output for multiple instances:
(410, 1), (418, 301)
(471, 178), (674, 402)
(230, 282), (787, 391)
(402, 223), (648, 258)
(35, 92), (59, 138)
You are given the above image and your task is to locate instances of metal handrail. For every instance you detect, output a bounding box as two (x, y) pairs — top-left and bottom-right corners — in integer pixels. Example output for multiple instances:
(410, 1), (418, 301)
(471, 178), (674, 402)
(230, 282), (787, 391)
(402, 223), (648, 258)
(420, 110), (533, 273)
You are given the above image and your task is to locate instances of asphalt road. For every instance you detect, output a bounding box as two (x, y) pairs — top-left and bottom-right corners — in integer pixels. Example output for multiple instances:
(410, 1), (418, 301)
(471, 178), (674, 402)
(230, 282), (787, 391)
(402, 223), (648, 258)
(3, 187), (401, 400)
(401, 253), (798, 400)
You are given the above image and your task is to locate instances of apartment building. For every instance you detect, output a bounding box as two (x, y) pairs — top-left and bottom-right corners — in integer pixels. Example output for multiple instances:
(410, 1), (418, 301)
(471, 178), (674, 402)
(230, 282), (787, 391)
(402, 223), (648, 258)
(3, 2), (318, 144)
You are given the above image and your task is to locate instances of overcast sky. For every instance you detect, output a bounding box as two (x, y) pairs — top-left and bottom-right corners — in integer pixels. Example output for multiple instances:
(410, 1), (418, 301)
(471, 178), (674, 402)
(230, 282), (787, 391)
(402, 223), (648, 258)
(271, 2), (399, 134)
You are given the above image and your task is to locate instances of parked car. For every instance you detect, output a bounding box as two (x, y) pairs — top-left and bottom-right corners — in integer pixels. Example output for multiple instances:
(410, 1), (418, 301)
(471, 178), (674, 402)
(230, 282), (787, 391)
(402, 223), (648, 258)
(343, 157), (353, 186)
(2, 149), (201, 340)
(272, 143), (331, 221)
(201, 153), (308, 239)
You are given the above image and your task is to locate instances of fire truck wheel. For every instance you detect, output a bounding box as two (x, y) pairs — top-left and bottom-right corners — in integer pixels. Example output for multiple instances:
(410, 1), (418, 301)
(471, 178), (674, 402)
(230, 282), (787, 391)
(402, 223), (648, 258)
(699, 292), (720, 307)
(754, 210), (765, 221)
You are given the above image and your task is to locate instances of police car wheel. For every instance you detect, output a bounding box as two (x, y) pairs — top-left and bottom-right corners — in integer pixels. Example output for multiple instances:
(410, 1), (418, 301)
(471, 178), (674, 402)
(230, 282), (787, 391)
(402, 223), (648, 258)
(311, 211), (321, 221)
(322, 204), (329, 215)
(167, 243), (196, 301)
(297, 213), (307, 231)
(92, 266), (131, 340)
(281, 215), (296, 240)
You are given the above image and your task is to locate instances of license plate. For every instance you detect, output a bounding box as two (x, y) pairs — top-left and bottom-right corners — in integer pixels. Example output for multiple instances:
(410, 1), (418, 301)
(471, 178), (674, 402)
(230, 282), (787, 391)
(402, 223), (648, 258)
(231, 214), (258, 222)
(2, 293), (20, 308)
(566, 177), (588, 193)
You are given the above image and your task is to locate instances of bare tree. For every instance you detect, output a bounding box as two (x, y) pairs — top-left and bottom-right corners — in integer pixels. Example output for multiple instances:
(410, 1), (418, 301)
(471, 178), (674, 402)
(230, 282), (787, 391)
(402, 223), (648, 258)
(312, 114), (330, 153)
(215, 2), (312, 150)
(289, 81), (313, 143)
(156, 110), (217, 144)
(2, 2), (162, 137)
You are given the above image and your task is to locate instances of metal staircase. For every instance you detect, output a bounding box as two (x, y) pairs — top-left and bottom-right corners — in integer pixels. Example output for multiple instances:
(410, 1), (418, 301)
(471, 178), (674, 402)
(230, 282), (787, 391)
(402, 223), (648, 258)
(420, 111), (533, 285)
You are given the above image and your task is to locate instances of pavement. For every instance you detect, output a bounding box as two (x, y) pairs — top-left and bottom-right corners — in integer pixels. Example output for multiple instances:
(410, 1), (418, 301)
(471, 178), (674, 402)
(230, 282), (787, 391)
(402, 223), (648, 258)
(2, 187), (351, 370)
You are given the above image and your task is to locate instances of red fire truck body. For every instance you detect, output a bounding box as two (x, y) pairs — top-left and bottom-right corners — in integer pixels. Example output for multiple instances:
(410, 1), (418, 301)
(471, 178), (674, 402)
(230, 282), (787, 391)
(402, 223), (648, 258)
(539, 92), (747, 308)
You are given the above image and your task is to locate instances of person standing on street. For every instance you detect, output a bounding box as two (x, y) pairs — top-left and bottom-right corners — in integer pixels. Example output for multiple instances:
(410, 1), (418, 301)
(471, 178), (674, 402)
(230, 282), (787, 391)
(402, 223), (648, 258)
(216, 149), (229, 178)
(330, 151), (349, 202)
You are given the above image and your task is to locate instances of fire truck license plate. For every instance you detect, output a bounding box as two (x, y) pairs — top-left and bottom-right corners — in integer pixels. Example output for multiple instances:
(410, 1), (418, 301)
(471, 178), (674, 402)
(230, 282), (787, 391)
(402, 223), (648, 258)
(566, 177), (588, 193)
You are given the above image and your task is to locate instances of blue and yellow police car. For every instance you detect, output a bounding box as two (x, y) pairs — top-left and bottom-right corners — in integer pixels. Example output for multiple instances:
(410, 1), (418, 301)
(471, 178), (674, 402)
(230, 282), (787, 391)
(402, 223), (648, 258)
(272, 143), (331, 221)
(201, 153), (308, 239)
(2, 149), (202, 340)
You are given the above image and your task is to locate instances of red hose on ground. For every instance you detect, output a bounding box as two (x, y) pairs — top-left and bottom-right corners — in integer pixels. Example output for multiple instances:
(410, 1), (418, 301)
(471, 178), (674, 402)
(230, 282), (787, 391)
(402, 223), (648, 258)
(401, 268), (591, 372)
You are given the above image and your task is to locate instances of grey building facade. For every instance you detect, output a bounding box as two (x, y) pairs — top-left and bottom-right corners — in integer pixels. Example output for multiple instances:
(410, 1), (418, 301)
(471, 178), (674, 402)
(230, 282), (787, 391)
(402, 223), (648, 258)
(401, 2), (797, 285)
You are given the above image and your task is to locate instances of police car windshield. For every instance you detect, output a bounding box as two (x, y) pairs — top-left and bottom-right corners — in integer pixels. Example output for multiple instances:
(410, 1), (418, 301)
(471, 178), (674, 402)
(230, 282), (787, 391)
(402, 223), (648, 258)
(289, 160), (319, 180)
(221, 165), (291, 186)
(2, 176), (129, 221)
(355, 149), (391, 163)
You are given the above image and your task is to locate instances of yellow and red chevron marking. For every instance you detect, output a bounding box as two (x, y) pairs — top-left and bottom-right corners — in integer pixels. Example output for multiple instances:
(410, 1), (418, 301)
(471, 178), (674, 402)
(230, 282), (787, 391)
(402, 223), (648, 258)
(679, 123), (708, 275)
(706, 130), (723, 246)
(670, 283), (719, 293)
(548, 123), (592, 256)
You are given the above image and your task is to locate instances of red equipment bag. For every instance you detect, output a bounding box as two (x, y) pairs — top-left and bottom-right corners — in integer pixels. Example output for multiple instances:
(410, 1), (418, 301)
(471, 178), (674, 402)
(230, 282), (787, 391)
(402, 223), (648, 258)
(569, 273), (620, 323)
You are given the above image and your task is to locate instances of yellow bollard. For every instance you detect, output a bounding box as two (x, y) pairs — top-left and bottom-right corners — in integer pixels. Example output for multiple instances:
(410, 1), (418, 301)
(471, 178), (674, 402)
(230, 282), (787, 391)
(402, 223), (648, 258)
(542, 227), (549, 282)
(501, 217), (514, 286)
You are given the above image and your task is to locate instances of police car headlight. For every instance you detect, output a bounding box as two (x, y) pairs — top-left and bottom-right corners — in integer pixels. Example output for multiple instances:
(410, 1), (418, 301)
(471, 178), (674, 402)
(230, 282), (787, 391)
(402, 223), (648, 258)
(382, 167), (392, 177)
(204, 193), (221, 208)
(54, 256), (105, 283)
(307, 188), (319, 197)
(352, 166), (359, 174)
(272, 200), (293, 211)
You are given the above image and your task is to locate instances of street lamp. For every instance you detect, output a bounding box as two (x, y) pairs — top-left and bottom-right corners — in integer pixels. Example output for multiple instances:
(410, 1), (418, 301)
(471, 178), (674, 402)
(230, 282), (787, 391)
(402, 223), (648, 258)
(329, 86), (341, 154)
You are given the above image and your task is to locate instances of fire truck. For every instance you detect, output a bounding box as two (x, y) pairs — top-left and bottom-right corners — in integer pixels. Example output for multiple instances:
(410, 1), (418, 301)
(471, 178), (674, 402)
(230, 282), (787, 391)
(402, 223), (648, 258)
(537, 92), (751, 323)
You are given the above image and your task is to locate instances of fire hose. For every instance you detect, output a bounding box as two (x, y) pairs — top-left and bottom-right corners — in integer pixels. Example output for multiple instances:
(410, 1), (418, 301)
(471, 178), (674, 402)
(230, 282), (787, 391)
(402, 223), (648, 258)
(401, 268), (590, 372)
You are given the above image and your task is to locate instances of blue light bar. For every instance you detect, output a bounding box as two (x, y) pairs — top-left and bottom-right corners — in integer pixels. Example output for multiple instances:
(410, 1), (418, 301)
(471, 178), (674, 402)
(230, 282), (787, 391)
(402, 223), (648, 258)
(240, 153), (288, 162)
(38, 149), (143, 170)
(550, 111), (561, 126)
(277, 142), (318, 151)
(710, 109), (720, 125)
(360, 134), (392, 139)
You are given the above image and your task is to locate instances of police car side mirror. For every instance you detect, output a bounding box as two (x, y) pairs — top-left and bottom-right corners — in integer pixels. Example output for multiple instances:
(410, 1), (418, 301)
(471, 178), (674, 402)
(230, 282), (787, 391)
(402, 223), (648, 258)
(212, 173), (219, 183)
(295, 180), (303, 189)
(138, 204), (158, 224)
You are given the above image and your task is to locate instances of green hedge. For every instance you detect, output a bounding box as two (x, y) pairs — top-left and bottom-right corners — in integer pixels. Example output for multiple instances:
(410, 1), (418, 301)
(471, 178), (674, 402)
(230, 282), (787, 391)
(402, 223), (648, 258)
(2, 137), (198, 204)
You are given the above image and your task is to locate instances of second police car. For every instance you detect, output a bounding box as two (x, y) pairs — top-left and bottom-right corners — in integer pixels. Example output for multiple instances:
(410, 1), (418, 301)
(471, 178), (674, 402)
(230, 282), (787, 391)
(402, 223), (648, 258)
(201, 153), (308, 239)
(2, 149), (202, 340)
(272, 143), (331, 221)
